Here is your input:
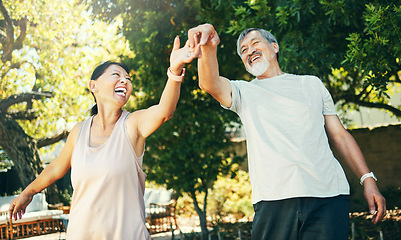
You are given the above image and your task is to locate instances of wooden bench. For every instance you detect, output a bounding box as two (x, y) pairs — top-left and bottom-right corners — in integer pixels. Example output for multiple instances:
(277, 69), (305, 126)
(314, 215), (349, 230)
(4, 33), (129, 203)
(144, 188), (177, 234)
(0, 211), (8, 240)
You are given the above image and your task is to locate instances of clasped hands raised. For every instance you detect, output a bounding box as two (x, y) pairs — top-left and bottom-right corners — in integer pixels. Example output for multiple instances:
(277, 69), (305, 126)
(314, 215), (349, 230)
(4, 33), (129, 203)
(163, 24), (219, 76)
(181, 23), (221, 60)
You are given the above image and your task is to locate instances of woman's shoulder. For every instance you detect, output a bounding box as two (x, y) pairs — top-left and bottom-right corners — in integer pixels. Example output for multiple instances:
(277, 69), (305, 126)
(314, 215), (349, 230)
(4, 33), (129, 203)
(66, 120), (86, 146)
(71, 121), (84, 133)
(124, 109), (145, 122)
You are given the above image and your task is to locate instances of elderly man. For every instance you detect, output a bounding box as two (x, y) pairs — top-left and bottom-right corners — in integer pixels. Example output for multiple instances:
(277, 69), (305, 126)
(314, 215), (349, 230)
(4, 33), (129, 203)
(187, 23), (386, 240)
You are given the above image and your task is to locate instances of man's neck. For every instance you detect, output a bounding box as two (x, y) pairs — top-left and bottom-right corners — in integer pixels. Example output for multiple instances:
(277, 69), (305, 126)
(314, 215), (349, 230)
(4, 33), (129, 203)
(256, 66), (284, 80)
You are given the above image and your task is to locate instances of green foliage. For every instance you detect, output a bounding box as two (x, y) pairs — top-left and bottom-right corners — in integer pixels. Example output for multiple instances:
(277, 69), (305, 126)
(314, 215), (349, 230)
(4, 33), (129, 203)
(176, 166), (253, 221)
(58, 186), (73, 206)
(0, 148), (13, 171)
(343, 3), (401, 93)
(208, 167), (253, 222)
(176, 192), (196, 217)
(0, 0), (130, 201)
(1, 0), (130, 138)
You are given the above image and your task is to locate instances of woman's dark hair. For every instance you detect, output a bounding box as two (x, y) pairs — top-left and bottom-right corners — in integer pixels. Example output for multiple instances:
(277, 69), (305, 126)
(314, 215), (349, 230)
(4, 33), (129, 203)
(90, 61), (130, 116)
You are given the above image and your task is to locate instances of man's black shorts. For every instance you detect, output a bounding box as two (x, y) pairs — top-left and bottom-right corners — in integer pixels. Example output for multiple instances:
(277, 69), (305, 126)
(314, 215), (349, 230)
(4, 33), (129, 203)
(251, 195), (350, 240)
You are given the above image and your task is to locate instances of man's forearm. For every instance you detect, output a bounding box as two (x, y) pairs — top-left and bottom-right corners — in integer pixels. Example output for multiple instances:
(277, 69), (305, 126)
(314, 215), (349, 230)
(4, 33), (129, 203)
(335, 131), (371, 178)
(198, 46), (220, 92)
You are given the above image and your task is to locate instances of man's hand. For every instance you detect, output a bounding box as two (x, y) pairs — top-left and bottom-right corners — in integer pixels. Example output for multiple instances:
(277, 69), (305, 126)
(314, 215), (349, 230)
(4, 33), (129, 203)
(363, 178), (386, 224)
(187, 23), (220, 51)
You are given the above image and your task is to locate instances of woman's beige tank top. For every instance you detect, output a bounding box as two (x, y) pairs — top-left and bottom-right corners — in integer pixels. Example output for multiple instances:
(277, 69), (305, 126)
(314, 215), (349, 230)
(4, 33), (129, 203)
(67, 111), (150, 240)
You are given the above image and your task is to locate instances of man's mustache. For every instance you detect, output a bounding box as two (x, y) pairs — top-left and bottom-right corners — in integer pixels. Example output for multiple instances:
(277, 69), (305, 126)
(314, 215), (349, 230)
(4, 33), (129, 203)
(248, 51), (264, 65)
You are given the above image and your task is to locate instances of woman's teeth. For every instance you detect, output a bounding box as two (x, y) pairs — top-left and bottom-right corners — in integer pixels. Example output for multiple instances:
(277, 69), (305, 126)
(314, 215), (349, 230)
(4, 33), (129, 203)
(115, 87), (126, 96)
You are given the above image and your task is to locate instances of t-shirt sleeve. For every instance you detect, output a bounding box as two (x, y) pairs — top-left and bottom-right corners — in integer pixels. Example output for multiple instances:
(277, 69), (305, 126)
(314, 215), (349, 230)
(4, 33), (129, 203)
(319, 80), (337, 115)
(221, 81), (241, 113)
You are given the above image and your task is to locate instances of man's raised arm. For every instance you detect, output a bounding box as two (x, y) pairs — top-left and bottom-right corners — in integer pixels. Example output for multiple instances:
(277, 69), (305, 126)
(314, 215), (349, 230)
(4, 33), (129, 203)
(188, 24), (232, 108)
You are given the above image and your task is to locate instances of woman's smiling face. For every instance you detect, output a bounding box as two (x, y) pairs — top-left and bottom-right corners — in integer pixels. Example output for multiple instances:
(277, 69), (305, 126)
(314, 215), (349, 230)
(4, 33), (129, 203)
(90, 64), (133, 107)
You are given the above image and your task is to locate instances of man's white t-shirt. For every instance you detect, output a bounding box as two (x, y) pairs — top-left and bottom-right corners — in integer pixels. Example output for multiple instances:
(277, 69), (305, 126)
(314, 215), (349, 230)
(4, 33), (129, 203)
(225, 73), (350, 204)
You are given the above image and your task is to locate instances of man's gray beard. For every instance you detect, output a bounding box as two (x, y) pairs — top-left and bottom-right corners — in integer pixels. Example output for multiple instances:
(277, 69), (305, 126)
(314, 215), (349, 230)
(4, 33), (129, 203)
(246, 58), (270, 77)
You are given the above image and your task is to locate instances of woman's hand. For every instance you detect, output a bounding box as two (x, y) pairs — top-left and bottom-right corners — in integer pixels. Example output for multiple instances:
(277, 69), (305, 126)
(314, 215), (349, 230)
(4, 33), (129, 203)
(169, 35), (200, 75)
(9, 192), (34, 221)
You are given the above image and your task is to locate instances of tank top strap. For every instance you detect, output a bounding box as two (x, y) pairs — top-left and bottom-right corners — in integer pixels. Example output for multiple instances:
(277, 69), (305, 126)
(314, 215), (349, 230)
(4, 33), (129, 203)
(121, 110), (145, 165)
(77, 116), (93, 142)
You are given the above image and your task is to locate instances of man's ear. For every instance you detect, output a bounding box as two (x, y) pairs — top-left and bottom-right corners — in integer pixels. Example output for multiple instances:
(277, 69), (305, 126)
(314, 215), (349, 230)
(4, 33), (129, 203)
(89, 80), (98, 93)
(271, 42), (279, 54)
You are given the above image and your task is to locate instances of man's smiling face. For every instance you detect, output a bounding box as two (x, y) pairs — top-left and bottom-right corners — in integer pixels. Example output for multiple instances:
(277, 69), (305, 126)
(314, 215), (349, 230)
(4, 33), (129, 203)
(240, 30), (277, 77)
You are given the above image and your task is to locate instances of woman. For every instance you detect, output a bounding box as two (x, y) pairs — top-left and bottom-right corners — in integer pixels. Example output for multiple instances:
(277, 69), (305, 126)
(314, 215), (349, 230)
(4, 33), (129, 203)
(8, 35), (200, 240)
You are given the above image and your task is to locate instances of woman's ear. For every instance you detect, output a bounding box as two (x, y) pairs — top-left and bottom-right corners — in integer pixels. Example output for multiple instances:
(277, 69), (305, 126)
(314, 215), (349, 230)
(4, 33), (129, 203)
(89, 80), (98, 93)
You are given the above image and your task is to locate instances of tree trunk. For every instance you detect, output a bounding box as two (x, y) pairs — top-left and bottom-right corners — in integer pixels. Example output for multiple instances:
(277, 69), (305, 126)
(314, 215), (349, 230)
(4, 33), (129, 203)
(0, 114), (60, 203)
(191, 191), (209, 240)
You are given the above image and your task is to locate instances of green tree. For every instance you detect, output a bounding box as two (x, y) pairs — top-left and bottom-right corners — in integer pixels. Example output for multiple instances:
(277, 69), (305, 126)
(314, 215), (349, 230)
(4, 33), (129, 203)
(90, 1), (244, 238)
(199, 0), (401, 120)
(207, 165), (253, 222)
(0, 0), (129, 202)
